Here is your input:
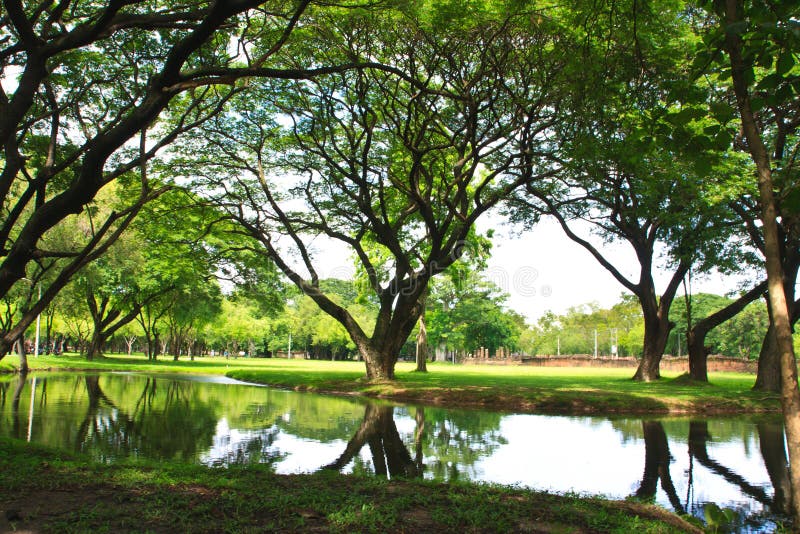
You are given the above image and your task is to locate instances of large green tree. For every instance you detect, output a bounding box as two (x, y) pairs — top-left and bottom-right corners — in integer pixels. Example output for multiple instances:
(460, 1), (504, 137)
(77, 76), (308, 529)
(689, 0), (800, 521)
(185, 4), (571, 380)
(0, 0), (379, 359)
(511, 1), (746, 381)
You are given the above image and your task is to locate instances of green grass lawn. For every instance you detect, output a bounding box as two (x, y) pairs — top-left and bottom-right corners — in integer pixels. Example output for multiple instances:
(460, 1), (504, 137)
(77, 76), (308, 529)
(4, 352), (780, 415)
(0, 438), (704, 533)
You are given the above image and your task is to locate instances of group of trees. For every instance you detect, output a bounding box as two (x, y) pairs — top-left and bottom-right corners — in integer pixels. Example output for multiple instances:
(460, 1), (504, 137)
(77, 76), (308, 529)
(3, 0), (796, 380)
(3, 0), (800, 521)
(527, 293), (779, 360)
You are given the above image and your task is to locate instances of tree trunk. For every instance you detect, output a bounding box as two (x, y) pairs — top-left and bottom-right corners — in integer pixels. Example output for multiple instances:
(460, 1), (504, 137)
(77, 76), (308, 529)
(15, 337), (28, 374)
(633, 316), (671, 382)
(363, 345), (397, 381)
(86, 330), (106, 361)
(415, 302), (428, 373)
(724, 1), (800, 522)
(754, 325), (781, 393)
(357, 302), (422, 380)
(686, 329), (709, 382)
(688, 282), (765, 383)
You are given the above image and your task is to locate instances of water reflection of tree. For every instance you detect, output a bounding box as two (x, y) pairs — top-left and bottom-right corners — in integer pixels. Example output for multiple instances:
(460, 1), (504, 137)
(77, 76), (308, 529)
(687, 421), (784, 517)
(75, 376), (218, 462)
(323, 404), (421, 478)
(633, 421), (685, 514)
(420, 407), (506, 482)
(9, 373), (26, 438)
(322, 403), (505, 482)
(207, 426), (284, 467)
(758, 422), (791, 514)
(632, 419), (788, 529)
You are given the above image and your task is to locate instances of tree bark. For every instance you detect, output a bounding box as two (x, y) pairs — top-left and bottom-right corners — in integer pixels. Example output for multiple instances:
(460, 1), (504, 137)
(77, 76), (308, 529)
(415, 298), (428, 373)
(688, 282), (766, 382)
(362, 344), (400, 381)
(724, 0), (800, 522)
(15, 337), (28, 374)
(633, 307), (673, 382)
(754, 324), (781, 392)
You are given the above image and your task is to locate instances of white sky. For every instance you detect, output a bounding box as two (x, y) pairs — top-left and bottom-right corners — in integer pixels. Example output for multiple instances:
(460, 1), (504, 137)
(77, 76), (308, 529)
(481, 215), (755, 322)
(301, 211), (756, 324)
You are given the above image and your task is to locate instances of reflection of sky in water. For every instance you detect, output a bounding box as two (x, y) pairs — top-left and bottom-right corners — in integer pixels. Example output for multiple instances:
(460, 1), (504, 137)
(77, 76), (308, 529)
(201, 417), (362, 473)
(476, 416), (770, 506)
(3, 374), (783, 531)
(199, 412), (779, 531)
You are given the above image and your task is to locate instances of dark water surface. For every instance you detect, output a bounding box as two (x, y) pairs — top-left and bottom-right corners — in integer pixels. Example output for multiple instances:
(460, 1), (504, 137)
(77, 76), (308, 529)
(0, 372), (787, 531)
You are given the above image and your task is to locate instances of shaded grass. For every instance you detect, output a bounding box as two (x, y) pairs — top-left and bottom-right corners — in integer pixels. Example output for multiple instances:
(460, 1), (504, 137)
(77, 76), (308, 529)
(4, 353), (779, 415)
(0, 438), (702, 533)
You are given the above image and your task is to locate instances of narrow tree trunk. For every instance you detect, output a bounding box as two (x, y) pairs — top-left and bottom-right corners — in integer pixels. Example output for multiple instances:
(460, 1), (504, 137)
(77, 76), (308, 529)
(415, 304), (428, 373)
(15, 337), (28, 374)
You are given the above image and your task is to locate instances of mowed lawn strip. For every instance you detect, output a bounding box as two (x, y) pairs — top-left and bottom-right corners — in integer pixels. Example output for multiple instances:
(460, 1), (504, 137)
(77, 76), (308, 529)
(3, 352), (774, 415)
(0, 438), (702, 533)
(228, 361), (780, 415)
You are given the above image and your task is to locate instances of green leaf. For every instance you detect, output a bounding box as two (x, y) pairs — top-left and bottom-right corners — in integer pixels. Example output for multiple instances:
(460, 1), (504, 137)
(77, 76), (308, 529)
(713, 130), (733, 150)
(725, 21), (749, 36)
(757, 73), (782, 90)
(694, 156), (713, 177)
(777, 52), (795, 75)
(710, 102), (736, 123)
(782, 188), (800, 215)
(750, 96), (766, 111)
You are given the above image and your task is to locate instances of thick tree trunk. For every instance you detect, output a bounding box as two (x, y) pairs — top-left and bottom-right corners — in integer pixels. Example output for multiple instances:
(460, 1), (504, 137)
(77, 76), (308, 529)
(357, 297), (424, 381)
(686, 330), (710, 382)
(86, 330), (105, 361)
(362, 345), (398, 381)
(633, 316), (671, 382)
(755, 293), (799, 392)
(688, 282), (765, 383)
(724, 1), (800, 522)
(754, 325), (781, 393)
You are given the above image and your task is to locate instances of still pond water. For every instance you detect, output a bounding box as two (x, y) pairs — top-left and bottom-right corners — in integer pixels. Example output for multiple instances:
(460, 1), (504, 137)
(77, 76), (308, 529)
(0, 372), (788, 531)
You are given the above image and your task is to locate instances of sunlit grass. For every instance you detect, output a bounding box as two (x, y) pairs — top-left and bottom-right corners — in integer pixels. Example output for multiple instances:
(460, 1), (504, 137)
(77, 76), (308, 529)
(3, 352), (779, 415)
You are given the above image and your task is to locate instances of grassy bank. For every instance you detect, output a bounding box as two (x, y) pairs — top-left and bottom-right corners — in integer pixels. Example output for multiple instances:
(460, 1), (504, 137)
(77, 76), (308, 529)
(3, 352), (781, 415)
(0, 438), (702, 533)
